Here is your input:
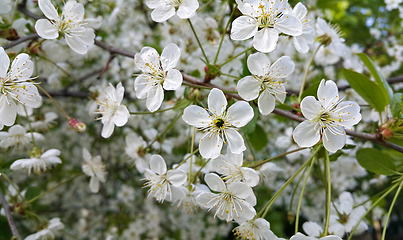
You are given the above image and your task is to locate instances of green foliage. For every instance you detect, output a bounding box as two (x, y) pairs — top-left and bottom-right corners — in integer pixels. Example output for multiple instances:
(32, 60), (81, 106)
(343, 69), (388, 113)
(391, 93), (403, 118)
(25, 187), (42, 201)
(301, 81), (320, 99)
(356, 148), (397, 175)
(247, 124), (268, 151)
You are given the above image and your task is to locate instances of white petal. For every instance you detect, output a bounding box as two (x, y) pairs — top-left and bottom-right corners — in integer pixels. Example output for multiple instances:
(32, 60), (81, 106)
(10, 53), (34, 80)
(208, 88), (227, 116)
(101, 120), (114, 138)
(182, 105), (211, 128)
(163, 69), (182, 90)
(235, 0), (258, 16)
(322, 127), (346, 153)
(290, 233), (309, 240)
(78, 29), (95, 46)
(199, 131), (223, 159)
(253, 28), (279, 53)
(226, 101), (254, 127)
(292, 120), (320, 148)
(235, 201), (256, 221)
(204, 173), (226, 192)
(65, 34), (88, 54)
(230, 16), (258, 40)
(330, 101), (362, 127)
(225, 128), (246, 154)
(146, 0), (161, 8)
(300, 96), (322, 120)
(176, 0), (199, 19)
(269, 56), (295, 79)
(240, 167), (259, 187)
(41, 149), (60, 158)
(302, 221), (322, 238)
(293, 36), (309, 53)
(293, 2), (308, 20)
(167, 169), (187, 186)
(0, 95), (17, 126)
(150, 154), (167, 175)
(146, 85), (164, 112)
(134, 47), (160, 74)
(0, 48), (10, 79)
(161, 43), (181, 70)
(275, 14), (303, 36)
(112, 105), (130, 127)
(247, 52), (271, 76)
(63, 0), (84, 22)
(134, 75), (154, 99)
(38, 0), (59, 20)
(196, 192), (217, 208)
(82, 148), (92, 162)
(35, 19), (59, 39)
(89, 177), (100, 193)
(237, 76), (262, 101)
(258, 90), (276, 115)
(150, 4), (175, 22)
(318, 79), (340, 110)
(227, 182), (252, 199)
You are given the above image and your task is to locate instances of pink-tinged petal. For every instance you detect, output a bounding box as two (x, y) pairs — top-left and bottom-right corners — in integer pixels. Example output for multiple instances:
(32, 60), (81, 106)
(161, 43), (181, 70)
(112, 105), (130, 127)
(300, 96), (322, 120)
(196, 192), (217, 208)
(258, 90), (275, 115)
(225, 128), (246, 154)
(182, 105), (211, 128)
(199, 131), (223, 159)
(208, 88), (227, 116)
(146, 85), (164, 112)
(65, 34), (88, 54)
(10, 53), (33, 80)
(0, 48), (10, 79)
(293, 35), (309, 53)
(35, 19), (59, 39)
(268, 56), (295, 79)
(89, 177), (100, 193)
(134, 47), (160, 74)
(204, 173), (226, 192)
(318, 79), (340, 110)
(150, 4), (175, 22)
(163, 69), (182, 90)
(322, 127), (346, 153)
(227, 182), (252, 199)
(38, 0), (59, 20)
(230, 16), (258, 41)
(0, 95), (17, 126)
(292, 120), (320, 148)
(134, 75), (154, 99)
(247, 52), (271, 76)
(275, 14), (303, 36)
(240, 167), (259, 187)
(149, 154), (167, 175)
(237, 76), (261, 101)
(302, 221), (322, 238)
(63, 0), (84, 22)
(226, 101), (253, 127)
(101, 120), (114, 138)
(167, 169), (187, 186)
(176, 0), (199, 19)
(253, 28), (279, 53)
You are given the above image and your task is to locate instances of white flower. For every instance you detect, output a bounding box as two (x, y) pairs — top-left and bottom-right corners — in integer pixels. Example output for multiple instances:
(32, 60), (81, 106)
(117, 184), (136, 205)
(10, 149), (62, 174)
(143, 155), (187, 203)
(231, 0), (302, 53)
(0, 48), (42, 127)
(292, 80), (361, 152)
(292, 2), (315, 53)
(82, 148), (106, 193)
(146, 0), (199, 22)
(237, 53), (295, 115)
(0, 0), (12, 14)
(290, 232), (342, 240)
(35, 0), (96, 54)
(29, 112), (58, 132)
(316, 18), (347, 56)
(170, 184), (210, 213)
(233, 218), (278, 240)
(182, 88), (254, 159)
(134, 43), (183, 112)
(212, 151), (259, 187)
(25, 218), (65, 240)
(385, 0), (403, 11)
(95, 82), (130, 138)
(0, 125), (44, 148)
(258, 162), (282, 181)
(196, 173), (256, 222)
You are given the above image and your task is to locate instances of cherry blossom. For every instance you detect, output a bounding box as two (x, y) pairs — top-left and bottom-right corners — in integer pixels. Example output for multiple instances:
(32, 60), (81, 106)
(146, 0), (199, 22)
(82, 148), (107, 193)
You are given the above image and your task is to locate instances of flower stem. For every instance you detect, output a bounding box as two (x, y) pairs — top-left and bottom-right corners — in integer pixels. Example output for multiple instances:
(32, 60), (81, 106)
(219, 47), (253, 68)
(214, 6), (237, 65)
(130, 100), (190, 115)
(381, 179), (403, 240)
(295, 154), (315, 234)
(251, 147), (307, 168)
(37, 85), (71, 120)
(192, 158), (211, 184)
(175, 148), (200, 169)
(188, 127), (196, 189)
(298, 44), (322, 102)
(323, 149), (332, 236)
(188, 19), (210, 65)
(23, 106), (36, 148)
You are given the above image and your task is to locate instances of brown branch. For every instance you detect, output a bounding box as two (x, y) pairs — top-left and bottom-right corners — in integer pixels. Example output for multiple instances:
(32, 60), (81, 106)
(2, 34), (39, 50)
(0, 188), (21, 239)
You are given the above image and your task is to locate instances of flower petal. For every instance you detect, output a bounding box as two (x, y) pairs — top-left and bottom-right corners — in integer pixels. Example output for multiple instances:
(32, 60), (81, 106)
(0, 95), (17, 126)
(230, 16), (258, 41)
(150, 4), (175, 22)
(182, 105), (211, 128)
(101, 120), (114, 138)
(150, 154), (167, 175)
(90, 177), (100, 193)
(163, 69), (182, 90)
(258, 90), (275, 115)
(10, 53), (34, 80)
(134, 47), (160, 74)
(226, 101), (254, 127)
(199, 131), (223, 159)
(0, 47), (10, 79)
(237, 76), (262, 101)
(35, 19), (59, 39)
(208, 88), (227, 116)
(204, 173), (226, 192)
(292, 120), (320, 148)
(167, 169), (187, 186)
(112, 105), (130, 127)
(323, 126), (346, 153)
(134, 75), (154, 99)
(225, 128), (246, 154)
(247, 52), (271, 76)
(253, 28), (279, 53)
(317, 79), (340, 110)
(65, 34), (88, 54)
(300, 96), (322, 120)
(227, 182), (252, 199)
(268, 56), (295, 79)
(161, 43), (181, 70)
(146, 85), (164, 112)
(176, 0), (199, 19)
(38, 0), (59, 20)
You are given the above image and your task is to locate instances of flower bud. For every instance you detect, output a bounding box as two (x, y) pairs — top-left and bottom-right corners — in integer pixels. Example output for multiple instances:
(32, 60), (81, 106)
(69, 119), (86, 133)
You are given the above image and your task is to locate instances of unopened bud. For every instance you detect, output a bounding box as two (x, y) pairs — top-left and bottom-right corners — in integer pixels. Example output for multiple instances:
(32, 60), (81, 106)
(69, 119), (86, 132)
(287, 211), (295, 224)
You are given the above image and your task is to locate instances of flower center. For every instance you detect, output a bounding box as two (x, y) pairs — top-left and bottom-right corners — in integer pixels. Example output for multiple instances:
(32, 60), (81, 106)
(214, 118), (225, 128)
(256, 5), (283, 29)
(167, 0), (182, 7)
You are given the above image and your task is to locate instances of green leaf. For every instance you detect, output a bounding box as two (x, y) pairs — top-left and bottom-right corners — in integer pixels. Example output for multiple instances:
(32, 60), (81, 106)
(301, 81), (320, 99)
(356, 148), (396, 175)
(358, 53), (393, 103)
(241, 105), (258, 134)
(247, 124), (268, 151)
(390, 93), (403, 118)
(329, 150), (343, 161)
(25, 187), (41, 201)
(343, 69), (387, 113)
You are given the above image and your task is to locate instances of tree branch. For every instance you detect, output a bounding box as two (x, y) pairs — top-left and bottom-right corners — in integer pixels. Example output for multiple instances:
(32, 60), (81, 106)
(0, 188), (21, 239)
(2, 33), (39, 50)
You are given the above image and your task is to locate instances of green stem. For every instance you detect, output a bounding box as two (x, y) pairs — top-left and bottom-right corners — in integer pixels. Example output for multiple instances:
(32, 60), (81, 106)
(197, 0), (215, 12)
(323, 150), (331, 236)
(182, 82), (238, 93)
(24, 106), (36, 148)
(219, 72), (241, 79)
(289, 166), (308, 215)
(0, 173), (24, 200)
(251, 147), (307, 168)
(37, 85), (71, 120)
(130, 101), (189, 115)
(188, 19), (210, 65)
(192, 158), (211, 184)
(27, 173), (83, 203)
(244, 134), (256, 161)
(188, 127), (196, 189)
(381, 179), (403, 240)
(214, 6), (237, 65)
(347, 182), (400, 240)
(175, 149), (200, 169)
(219, 47), (253, 68)
(295, 155), (315, 233)
(298, 44), (322, 102)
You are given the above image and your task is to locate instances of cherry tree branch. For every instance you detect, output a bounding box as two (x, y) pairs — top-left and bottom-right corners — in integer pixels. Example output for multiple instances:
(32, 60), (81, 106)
(0, 188), (21, 239)
(2, 33), (39, 50)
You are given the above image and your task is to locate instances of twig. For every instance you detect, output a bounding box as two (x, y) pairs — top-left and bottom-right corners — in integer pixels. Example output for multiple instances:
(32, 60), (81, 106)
(2, 33), (39, 50)
(0, 188), (21, 239)
(98, 54), (115, 79)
